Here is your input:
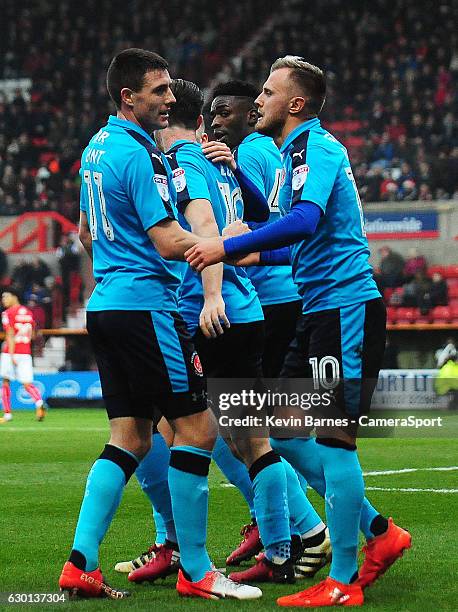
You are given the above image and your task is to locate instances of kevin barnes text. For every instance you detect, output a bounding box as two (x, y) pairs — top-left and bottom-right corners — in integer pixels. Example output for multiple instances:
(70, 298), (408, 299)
(218, 415), (444, 429)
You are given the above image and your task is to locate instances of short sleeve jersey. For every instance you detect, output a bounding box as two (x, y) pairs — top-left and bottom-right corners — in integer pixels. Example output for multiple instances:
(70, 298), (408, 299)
(80, 116), (181, 311)
(2, 305), (34, 354)
(235, 133), (299, 305)
(279, 118), (380, 313)
(166, 140), (263, 334)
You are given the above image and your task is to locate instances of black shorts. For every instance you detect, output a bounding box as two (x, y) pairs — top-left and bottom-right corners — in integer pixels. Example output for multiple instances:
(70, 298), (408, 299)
(280, 298), (386, 417)
(193, 321), (265, 378)
(87, 310), (207, 420)
(262, 300), (302, 378)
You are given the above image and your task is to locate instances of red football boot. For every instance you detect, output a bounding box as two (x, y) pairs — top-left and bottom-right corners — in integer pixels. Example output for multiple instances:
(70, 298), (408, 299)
(229, 553), (295, 584)
(176, 568), (262, 600)
(357, 517), (412, 589)
(226, 521), (263, 566)
(59, 562), (129, 599)
(128, 541), (180, 583)
(277, 576), (364, 607)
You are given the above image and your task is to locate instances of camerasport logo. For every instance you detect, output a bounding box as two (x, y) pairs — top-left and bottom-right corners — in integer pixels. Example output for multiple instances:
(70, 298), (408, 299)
(191, 352), (203, 376)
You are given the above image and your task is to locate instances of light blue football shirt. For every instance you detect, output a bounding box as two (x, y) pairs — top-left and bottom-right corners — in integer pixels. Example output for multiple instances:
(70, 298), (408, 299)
(166, 140), (263, 334)
(80, 116), (181, 311)
(279, 118), (380, 313)
(235, 133), (299, 305)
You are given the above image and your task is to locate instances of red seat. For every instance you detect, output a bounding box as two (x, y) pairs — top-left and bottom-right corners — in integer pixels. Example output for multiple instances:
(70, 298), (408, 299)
(443, 265), (458, 279)
(415, 312), (431, 324)
(446, 278), (458, 287)
(386, 306), (398, 323)
(448, 285), (458, 299)
(384, 288), (395, 302)
(428, 265), (446, 276)
(431, 306), (452, 323)
(396, 307), (418, 323)
(450, 302), (458, 322)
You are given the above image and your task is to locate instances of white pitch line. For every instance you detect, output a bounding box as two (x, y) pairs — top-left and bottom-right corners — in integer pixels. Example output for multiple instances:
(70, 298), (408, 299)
(363, 466), (458, 476)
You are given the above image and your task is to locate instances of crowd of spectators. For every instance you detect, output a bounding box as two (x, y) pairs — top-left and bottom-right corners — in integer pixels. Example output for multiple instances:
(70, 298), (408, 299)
(375, 246), (450, 313)
(0, 0), (456, 216)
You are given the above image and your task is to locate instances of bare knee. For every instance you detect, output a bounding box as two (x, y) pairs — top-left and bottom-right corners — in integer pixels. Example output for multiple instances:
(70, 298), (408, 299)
(231, 437), (272, 468)
(171, 409), (218, 451)
(109, 417), (152, 460)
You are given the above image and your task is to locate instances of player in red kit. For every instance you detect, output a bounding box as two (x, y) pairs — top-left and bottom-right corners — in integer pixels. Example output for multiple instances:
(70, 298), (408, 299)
(0, 289), (46, 422)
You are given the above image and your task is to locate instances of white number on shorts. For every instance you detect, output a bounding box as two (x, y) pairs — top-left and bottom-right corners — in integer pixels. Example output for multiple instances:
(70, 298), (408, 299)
(309, 356), (340, 390)
(83, 170), (115, 241)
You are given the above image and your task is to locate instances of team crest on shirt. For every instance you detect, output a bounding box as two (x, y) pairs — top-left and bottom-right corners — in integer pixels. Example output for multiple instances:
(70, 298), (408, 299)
(154, 174), (169, 201)
(172, 167), (187, 192)
(292, 164), (309, 191)
(191, 351), (203, 376)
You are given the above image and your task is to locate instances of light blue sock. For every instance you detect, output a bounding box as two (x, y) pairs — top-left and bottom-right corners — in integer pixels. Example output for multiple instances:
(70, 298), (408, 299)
(282, 458), (324, 536)
(272, 437), (382, 540)
(270, 437), (326, 496)
(168, 445), (212, 582)
(360, 499), (380, 541)
(250, 453), (290, 561)
(72, 445), (138, 571)
(212, 436), (255, 518)
(152, 507), (167, 545)
(136, 432), (176, 543)
(317, 444), (364, 584)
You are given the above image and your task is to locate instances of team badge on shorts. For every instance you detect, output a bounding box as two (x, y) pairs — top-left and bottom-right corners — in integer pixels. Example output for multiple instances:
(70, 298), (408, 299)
(191, 351), (203, 376)
(292, 164), (309, 190)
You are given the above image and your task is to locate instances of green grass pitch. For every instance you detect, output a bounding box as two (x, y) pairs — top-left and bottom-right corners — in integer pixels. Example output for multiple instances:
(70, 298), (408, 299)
(1, 409), (457, 611)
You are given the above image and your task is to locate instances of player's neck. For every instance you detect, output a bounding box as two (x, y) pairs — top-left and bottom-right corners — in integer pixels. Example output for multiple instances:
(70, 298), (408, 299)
(160, 127), (197, 153)
(276, 115), (317, 148)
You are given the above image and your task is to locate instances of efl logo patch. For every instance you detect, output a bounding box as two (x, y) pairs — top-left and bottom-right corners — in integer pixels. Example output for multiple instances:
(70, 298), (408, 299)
(154, 174), (169, 201)
(292, 164), (309, 191)
(172, 167), (187, 192)
(191, 351), (203, 376)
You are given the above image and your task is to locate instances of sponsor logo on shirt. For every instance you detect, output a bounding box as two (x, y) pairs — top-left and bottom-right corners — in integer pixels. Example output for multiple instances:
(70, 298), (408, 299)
(172, 167), (187, 192)
(154, 174), (170, 201)
(292, 164), (309, 190)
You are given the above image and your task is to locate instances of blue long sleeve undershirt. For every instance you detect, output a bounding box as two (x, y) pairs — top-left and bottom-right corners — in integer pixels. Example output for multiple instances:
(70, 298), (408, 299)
(224, 201), (321, 259)
(233, 167), (269, 222)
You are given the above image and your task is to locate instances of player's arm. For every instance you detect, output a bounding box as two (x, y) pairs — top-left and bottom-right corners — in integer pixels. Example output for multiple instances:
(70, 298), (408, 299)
(184, 199), (229, 338)
(79, 211), (93, 259)
(5, 327), (16, 363)
(202, 141), (269, 222)
(147, 220), (202, 260)
(185, 201), (321, 271)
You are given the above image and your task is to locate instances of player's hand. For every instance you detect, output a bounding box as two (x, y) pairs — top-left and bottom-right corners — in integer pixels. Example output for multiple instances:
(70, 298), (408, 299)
(185, 237), (226, 272)
(202, 141), (236, 171)
(222, 220), (251, 238)
(200, 132), (209, 144)
(199, 295), (230, 339)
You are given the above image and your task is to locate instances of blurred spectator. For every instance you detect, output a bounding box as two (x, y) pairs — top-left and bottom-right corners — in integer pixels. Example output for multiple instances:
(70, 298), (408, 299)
(429, 272), (449, 307)
(377, 246), (405, 288)
(55, 234), (81, 314)
(404, 247), (427, 280)
(402, 270), (432, 313)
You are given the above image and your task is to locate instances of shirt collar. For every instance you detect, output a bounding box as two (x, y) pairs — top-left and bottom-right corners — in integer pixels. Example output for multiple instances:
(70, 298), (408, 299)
(107, 115), (157, 145)
(241, 132), (265, 145)
(280, 118), (320, 153)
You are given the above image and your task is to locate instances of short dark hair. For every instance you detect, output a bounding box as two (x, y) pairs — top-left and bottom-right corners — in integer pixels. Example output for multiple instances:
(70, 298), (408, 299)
(168, 79), (204, 129)
(212, 80), (259, 101)
(271, 56), (326, 115)
(106, 48), (168, 108)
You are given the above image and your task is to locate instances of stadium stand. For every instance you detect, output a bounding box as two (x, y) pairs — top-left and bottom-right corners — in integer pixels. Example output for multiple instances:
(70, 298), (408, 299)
(0, 0), (456, 214)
